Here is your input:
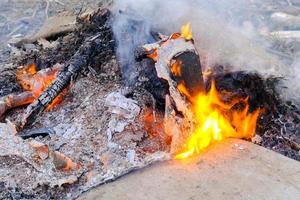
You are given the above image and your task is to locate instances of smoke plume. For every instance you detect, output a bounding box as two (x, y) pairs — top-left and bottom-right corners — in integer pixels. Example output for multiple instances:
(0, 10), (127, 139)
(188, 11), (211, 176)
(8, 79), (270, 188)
(111, 0), (300, 105)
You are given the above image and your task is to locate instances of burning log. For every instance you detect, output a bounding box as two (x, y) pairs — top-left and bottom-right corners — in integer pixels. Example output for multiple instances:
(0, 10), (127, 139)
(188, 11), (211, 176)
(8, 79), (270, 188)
(14, 8), (113, 130)
(17, 36), (99, 129)
(0, 64), (63, 119)
(139, 24), (204, 154)
(140, 24), (261, 157)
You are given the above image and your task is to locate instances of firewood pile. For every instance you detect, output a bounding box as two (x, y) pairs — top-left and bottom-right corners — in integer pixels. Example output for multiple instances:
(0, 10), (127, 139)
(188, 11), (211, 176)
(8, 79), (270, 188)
(0, 0), (299, 199)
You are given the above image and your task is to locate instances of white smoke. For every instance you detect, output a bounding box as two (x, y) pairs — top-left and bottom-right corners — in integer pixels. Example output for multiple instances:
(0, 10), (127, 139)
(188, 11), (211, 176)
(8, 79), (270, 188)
(111, 0), (300, 104)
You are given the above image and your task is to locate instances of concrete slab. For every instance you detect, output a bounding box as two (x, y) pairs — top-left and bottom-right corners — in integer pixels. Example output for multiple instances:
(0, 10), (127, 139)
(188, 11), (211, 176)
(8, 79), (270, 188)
(78, 139), (300, 200)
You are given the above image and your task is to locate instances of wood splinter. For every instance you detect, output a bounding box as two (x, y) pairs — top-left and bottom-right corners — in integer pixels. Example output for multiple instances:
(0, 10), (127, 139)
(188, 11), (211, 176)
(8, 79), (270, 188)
(0, 92), (35, 118)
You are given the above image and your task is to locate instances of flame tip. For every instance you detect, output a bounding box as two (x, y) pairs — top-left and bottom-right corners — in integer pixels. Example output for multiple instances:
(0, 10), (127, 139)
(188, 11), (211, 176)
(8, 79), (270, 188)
(175, 80), (261, 159)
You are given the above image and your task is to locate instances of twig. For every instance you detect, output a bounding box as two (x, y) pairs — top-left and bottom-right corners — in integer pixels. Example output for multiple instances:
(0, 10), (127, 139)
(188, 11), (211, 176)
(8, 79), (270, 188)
(0, 92), (35, 119)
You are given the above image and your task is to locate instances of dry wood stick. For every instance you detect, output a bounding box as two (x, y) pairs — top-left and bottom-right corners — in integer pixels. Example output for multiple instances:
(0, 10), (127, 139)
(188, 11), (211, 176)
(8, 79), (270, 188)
(0, 92), (35, 118)
(17, 35), (100, 130)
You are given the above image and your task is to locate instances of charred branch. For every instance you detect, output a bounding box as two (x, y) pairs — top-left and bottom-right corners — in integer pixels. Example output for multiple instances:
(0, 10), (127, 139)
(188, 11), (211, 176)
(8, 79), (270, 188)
(17, 36), (100, 130)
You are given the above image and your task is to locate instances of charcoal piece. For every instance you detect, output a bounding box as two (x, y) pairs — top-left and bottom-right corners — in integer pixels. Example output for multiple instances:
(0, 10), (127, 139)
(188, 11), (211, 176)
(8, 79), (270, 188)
(138, 59), (169, 108)
(171, 51), (204, 98)
(19, 127), (55, 139)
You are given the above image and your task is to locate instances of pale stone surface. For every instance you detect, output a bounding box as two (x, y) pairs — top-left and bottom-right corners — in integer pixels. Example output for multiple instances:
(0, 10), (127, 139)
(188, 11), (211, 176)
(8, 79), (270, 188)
(79, 139), (300, 200)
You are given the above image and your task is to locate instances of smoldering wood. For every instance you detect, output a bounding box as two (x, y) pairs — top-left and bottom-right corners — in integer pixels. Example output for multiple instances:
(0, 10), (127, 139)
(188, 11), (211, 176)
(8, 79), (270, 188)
(17, 36), (100, 130)
(12, 8), (114, 130)
(139, 35), (204, 154)
(171, 51), (204, 98)
(0, 92), (34, 119)
(139, 36), (204, 102)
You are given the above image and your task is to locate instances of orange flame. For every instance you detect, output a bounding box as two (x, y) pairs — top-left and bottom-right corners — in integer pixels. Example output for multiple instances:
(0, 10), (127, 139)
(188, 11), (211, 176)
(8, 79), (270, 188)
(175, 81), (261, 159)
(181, 23), (193, 40)
(16, 64), (65, 110)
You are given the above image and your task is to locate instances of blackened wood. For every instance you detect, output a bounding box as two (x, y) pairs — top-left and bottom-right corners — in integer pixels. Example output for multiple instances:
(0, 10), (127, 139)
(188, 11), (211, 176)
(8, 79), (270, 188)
(19, 127), (55, 139)
(17, 36), (99, 130)
(171, 52), (204, 98)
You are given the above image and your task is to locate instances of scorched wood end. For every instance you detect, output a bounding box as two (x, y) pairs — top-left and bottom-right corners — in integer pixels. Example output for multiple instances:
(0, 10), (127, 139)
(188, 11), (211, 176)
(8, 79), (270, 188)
(139, 33), (204, 154)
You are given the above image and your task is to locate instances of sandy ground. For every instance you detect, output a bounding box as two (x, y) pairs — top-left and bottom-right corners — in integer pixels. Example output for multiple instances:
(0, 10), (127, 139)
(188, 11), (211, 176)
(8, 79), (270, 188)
(79, 139), (300, 200)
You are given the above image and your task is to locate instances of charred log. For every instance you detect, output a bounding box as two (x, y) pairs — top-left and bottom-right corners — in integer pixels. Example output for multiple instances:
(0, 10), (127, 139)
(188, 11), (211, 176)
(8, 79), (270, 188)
(170, 51), (204, 98)
(208, 70), (282, 113)
(17, 36), (99, 129)
(139, 33), (204, 154)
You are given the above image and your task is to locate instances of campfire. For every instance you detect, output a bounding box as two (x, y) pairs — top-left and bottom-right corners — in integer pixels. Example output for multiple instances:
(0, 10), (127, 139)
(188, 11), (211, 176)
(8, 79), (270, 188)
(0, 2), (299, 199)
(139, 23), (262, 159)
(1, 22), (263, 158)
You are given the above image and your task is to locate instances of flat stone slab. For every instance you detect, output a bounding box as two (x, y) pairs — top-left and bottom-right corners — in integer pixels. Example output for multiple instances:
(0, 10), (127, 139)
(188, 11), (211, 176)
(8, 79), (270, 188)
(79, 139), (300, 200)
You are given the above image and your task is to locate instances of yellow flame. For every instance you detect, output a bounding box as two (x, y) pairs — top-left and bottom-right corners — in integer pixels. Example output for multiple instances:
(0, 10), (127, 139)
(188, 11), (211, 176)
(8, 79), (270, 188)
(181, 23), (193, 40)
(175, 81), (261, 159)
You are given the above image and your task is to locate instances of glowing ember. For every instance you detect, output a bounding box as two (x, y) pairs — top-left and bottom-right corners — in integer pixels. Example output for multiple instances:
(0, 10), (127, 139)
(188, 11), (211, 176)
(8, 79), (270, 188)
(175, 81), (261, 159)
(181, 23), (193, 40)
(16, 63), (64, 110)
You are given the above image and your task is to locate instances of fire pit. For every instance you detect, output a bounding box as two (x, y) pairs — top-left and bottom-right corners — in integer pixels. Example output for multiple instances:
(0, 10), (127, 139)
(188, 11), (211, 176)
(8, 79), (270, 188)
(0, 1), (299, 199)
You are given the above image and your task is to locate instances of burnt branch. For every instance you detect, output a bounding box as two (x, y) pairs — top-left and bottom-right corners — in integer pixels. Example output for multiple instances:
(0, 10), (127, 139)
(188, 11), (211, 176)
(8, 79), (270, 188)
(17, 36), (100, 130)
